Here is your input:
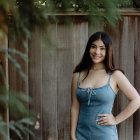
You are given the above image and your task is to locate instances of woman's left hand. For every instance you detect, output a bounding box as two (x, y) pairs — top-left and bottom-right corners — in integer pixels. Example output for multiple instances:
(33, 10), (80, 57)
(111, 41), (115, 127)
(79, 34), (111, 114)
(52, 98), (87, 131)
(96, 113), (117, 125)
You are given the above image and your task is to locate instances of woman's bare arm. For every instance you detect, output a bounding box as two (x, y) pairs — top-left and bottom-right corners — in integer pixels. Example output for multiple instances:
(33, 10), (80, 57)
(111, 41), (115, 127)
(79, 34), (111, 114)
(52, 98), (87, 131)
(97, 70), (140, 126)
(114, 70), (140, 125)
(70, 72), (80, 140)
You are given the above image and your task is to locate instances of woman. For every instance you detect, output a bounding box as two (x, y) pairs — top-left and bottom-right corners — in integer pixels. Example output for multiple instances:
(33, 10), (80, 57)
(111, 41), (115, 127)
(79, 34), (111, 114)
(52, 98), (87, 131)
(70, 31), (140, 140)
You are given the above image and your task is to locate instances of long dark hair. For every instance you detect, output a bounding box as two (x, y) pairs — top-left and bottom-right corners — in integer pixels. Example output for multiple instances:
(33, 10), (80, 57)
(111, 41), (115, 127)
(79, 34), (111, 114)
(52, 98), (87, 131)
(73, 31), (124, 81)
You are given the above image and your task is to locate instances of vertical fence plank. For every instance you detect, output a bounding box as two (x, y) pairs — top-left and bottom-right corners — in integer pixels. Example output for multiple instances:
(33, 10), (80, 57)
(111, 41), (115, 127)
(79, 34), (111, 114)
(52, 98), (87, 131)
(28, 28), (43, 140)
(0, 30), (9, 139)
(8, 38), (28, 92)
(118, 16), (135, 140)
(41, 24), (58, 140)
(88, 22), (104, 37)
(56, 22), (73, 140)
(133, 16), (140, 140)
(8, 35), (29, 139)
(72, 18), (88, 68)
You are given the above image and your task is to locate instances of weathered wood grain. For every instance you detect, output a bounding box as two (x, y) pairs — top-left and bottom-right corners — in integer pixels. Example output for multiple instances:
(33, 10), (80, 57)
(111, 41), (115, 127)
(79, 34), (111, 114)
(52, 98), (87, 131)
(56, 22), (73, 140)
(0, 30), (9, 140)
(28, 28), (43, 140)
(8, 36), (29, 139)
(88, 21), (104, 37)
(42, 24), (58, 140)
(117, 16), (135, 140)
(133, 16), (140, 140)
(72, 17), (88, 68)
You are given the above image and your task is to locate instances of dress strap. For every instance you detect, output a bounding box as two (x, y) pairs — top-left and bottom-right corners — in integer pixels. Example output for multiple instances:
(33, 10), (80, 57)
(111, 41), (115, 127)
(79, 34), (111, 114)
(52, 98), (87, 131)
(108, 73), (112, 84)
(78, 72), (81, 87)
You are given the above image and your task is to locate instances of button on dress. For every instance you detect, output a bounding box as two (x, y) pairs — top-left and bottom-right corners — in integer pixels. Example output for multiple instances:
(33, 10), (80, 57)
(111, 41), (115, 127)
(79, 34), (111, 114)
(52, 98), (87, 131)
(76, 72), (118, 140)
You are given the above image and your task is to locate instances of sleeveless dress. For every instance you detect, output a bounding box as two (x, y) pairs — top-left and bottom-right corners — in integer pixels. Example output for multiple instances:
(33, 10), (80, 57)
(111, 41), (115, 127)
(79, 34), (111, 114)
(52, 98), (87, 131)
(76, 72), (118, 140)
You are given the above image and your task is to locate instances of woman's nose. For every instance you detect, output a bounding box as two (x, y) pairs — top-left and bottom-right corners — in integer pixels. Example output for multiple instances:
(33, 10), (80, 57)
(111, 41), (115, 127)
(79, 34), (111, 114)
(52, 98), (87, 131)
(95, 48), (100, 54)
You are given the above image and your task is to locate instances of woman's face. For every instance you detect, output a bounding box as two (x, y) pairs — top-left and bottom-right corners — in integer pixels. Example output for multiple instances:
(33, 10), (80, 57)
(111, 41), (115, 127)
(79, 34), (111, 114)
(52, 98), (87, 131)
(89, 39), (106, 64)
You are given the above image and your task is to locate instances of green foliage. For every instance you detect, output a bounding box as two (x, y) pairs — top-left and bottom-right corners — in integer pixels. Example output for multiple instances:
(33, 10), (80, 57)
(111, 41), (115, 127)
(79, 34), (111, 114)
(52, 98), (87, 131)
(0, 86), (35, 139)
(133, 0), (140, 7)
(0, 36), (35, 139)
(0, 116), (9, 140)
(0, 115), (35, 140)
(9, 118), (35, 139)
(0, 46), (27, 81)
(0, 0), (134, 39)
(117, 0), (133, 7)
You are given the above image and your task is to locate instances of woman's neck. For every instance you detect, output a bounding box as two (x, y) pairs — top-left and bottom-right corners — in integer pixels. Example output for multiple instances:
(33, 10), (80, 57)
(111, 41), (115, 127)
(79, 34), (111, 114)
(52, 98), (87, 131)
(90, 63), (105, 70)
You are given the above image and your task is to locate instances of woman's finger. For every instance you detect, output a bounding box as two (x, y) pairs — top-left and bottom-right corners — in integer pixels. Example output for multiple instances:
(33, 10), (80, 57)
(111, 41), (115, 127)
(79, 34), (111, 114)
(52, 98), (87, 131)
(98, 121), (104, 124)
(98, 114), (108, 117)
(100, 122), (109, 125)
(96, 117), (107, 121)
(98, 119), (108, 124)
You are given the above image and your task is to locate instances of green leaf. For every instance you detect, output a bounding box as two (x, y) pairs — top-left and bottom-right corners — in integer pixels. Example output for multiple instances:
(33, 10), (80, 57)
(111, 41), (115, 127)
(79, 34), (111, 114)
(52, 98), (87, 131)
(7, 54), (27, 81)
(9, 121), (23, 139)
(19, 118), (34, 125)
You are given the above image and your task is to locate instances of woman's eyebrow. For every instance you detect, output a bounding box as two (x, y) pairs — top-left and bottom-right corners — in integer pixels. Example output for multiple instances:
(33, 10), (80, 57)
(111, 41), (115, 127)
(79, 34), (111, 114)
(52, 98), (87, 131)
(91, 43), (105, 47)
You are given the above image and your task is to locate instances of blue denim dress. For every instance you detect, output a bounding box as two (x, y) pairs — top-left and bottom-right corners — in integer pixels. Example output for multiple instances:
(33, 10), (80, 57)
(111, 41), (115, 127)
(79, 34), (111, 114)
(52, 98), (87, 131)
(76, 72), (118, 140)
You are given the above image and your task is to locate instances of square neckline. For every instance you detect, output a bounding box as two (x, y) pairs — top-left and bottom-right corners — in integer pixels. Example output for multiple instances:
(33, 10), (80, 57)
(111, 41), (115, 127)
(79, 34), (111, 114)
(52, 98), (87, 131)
(78, 83), (109, 90)
(78, 72), (111, 89)
(77, 72), (117, 95)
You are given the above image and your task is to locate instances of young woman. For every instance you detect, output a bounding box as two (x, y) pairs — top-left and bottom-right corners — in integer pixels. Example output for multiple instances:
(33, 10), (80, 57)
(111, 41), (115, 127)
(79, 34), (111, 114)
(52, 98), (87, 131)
(70, 32), (140, 140)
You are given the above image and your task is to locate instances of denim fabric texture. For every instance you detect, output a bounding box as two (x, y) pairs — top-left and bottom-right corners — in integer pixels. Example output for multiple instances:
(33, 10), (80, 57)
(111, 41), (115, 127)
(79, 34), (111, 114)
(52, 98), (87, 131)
(76, 72), (118, 140)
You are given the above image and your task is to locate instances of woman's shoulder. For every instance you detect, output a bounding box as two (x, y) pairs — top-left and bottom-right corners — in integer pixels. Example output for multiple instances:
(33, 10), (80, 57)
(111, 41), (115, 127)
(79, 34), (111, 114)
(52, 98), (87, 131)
(72, 72), (81, 88)
(73, 70), (86, 81)
(72, 72), (80, 83)
(73, 72), (80, 77)
(112, 69), (125, 81)
(112, 69), (124, 76)
(73, 69), (87, 76)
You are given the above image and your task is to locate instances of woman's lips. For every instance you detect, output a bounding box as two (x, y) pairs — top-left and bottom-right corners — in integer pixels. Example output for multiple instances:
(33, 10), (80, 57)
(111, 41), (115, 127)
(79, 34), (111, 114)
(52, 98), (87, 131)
(92, 55), (101, 59)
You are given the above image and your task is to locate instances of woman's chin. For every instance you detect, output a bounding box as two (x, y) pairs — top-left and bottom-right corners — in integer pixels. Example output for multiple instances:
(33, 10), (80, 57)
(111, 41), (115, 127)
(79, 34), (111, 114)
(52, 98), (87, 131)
(92, 59), (103, 64)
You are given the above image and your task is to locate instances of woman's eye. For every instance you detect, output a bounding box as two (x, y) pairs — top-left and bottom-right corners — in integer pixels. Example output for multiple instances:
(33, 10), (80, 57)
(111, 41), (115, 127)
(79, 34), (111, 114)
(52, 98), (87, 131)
(91, 45), (96, 48)
(101, 48), (105, 50)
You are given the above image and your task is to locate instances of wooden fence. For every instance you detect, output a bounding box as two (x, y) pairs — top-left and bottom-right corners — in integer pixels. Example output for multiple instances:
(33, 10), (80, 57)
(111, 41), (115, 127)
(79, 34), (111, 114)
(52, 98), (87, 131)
(0, 9), (140, 140)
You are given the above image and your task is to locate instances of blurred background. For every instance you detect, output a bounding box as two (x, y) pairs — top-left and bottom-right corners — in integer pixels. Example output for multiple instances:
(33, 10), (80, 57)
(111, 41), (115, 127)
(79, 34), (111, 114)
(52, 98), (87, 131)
(0, 0), (140, 140)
